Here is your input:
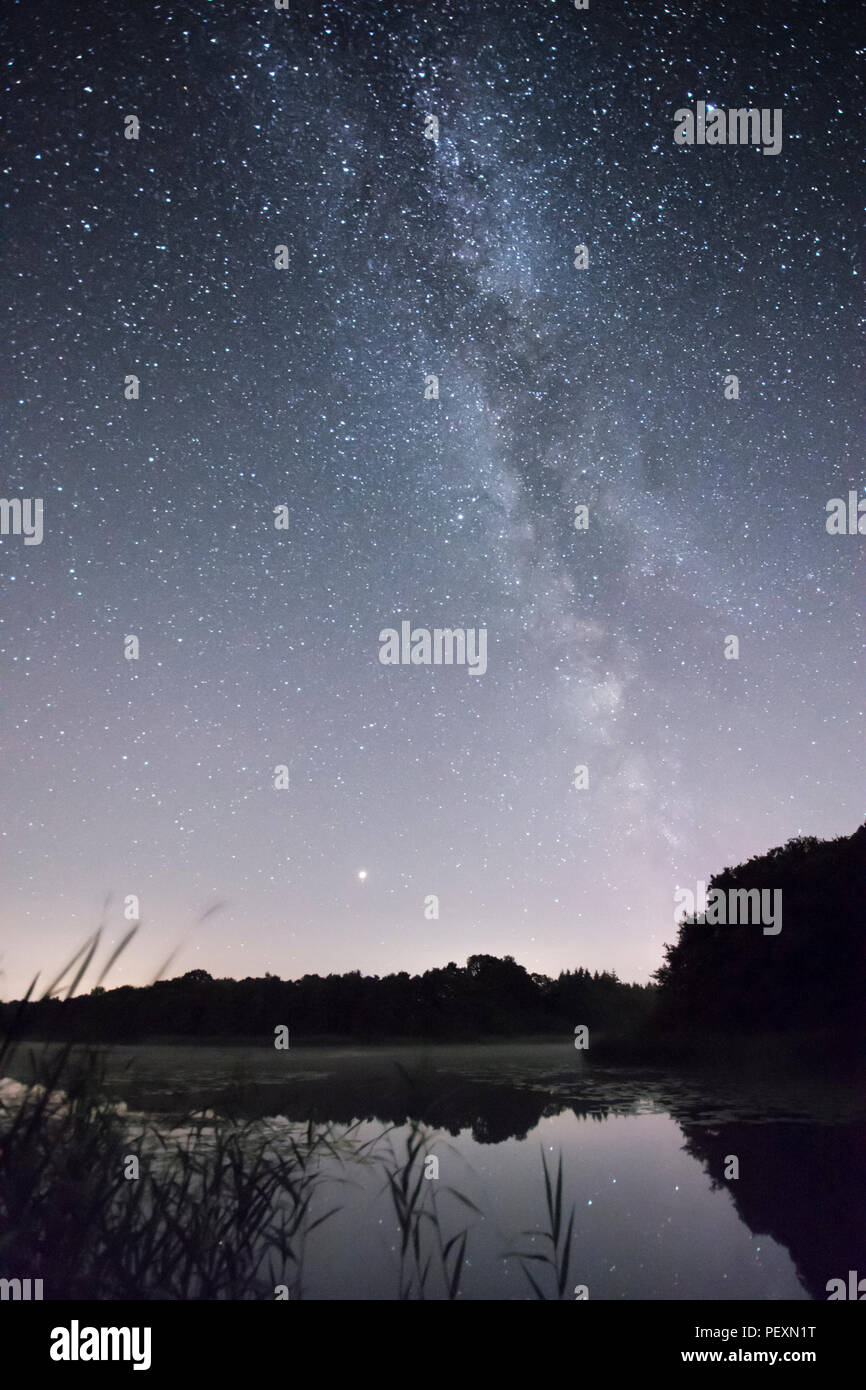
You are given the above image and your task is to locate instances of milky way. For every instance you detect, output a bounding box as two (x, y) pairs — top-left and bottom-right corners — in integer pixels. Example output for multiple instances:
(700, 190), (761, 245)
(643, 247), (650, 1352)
(2, 0), (862, 997)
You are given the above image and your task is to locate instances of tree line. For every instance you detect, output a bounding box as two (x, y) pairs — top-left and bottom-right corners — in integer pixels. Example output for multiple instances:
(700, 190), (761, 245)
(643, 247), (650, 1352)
(653, 822), (865, 1043)
(0, 954), (653, 1043)
(2, 822), (862, 1046)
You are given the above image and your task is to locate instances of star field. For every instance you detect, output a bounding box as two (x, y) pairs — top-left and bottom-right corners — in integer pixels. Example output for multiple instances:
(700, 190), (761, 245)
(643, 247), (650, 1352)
(2, 0), (862, 998)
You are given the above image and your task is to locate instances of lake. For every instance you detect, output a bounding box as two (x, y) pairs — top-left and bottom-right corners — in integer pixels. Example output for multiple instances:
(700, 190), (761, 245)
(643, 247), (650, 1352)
(3, 1040), (863, 1300)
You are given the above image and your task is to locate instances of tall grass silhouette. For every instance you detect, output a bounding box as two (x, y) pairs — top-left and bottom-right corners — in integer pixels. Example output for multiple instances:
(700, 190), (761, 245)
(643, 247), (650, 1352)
(0, 925), (349, 1298)
(506, 1148), (576, 1299)
(377, 1119), (482, 1299)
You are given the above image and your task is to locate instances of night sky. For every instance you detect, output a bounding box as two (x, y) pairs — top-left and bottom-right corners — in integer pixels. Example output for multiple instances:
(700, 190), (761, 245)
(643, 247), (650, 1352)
(2, 0), (862, 1000)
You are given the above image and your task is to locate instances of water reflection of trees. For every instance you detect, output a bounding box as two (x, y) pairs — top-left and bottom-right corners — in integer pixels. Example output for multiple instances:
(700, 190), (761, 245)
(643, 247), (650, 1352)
(674, 1116), (866, 1302)
(121, 1062), (621, 1143)
(114, 1058), (865, 1301)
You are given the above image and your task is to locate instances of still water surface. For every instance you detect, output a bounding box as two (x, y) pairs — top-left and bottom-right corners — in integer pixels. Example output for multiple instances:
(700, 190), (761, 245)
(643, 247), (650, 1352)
(9, 1041), (864, 1299)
